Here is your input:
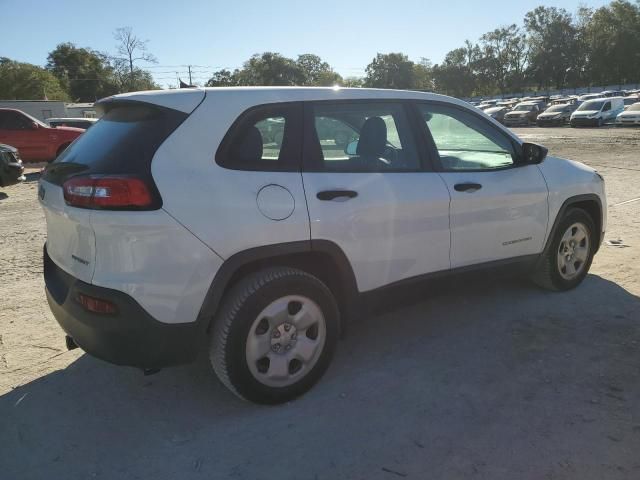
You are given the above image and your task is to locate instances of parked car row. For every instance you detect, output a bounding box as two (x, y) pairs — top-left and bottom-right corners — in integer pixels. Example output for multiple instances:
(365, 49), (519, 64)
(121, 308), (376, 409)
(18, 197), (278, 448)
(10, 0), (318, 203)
(472, 91), (640, 128)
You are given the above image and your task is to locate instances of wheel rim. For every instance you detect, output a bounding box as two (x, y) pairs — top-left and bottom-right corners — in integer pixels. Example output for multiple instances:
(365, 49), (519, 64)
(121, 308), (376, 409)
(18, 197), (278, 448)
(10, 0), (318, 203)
(245, 295), (326, 388)
(557, 222), (590, 280)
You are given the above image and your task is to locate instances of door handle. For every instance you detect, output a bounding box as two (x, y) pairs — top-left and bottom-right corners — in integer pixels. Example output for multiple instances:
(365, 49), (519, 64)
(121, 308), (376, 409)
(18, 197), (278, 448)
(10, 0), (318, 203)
(454, 183), (482, 193)
(316, 190), (358, 201)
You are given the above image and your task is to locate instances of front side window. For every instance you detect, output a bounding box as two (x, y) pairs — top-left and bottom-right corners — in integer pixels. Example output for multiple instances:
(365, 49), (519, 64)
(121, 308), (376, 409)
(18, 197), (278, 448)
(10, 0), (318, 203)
(306, 102), (419, 172)
(218, 104), (301, 171)
(418, 104), (515, 171)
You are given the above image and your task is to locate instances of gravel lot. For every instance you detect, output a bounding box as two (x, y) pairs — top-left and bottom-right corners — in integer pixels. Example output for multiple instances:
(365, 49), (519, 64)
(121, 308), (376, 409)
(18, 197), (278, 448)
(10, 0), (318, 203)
(1, 126), (639, 480)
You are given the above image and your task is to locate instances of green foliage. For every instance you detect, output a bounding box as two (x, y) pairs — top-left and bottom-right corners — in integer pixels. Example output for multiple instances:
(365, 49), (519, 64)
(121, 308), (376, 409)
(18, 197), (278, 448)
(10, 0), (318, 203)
(296, 54), (342, 86)
(431, 0), (640, 97)
(0, 58), (68, 101)
(206, 52), (342, 87)
(46, 43), (119, 101)
(364, 53), (416, 89)
(235, 52), (305, 86)
(584, 0), (640, 84)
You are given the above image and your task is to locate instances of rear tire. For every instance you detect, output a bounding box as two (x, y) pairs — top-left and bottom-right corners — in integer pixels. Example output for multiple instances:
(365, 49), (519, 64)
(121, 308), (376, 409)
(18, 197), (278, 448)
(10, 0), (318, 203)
(209, 267), (340, 404)
(531, 208), (596, 291)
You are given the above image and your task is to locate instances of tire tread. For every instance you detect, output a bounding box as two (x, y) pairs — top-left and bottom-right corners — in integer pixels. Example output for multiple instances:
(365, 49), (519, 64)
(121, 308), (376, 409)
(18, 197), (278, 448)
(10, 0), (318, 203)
(209, 267), (330, 402)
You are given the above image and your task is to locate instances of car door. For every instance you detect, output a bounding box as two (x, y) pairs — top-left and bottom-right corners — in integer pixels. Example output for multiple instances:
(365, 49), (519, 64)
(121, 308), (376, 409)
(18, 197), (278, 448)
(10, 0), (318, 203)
(301, 100), (451, 293)
(415, 102), (549, 269)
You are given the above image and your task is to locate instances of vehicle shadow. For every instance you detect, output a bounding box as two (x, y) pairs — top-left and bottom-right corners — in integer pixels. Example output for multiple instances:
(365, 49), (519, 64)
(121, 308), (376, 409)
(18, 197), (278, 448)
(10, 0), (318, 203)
(0, 192), (8, 201)
(2, 274), (639, 479)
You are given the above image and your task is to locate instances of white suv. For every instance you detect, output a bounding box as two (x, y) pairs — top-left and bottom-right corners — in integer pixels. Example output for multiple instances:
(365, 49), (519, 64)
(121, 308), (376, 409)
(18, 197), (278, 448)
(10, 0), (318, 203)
(39, 87), (606, 404)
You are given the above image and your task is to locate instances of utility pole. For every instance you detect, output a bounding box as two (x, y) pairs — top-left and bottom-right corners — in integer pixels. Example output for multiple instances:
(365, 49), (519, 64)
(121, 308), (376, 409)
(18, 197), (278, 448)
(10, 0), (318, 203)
(188, 65), (192, 85)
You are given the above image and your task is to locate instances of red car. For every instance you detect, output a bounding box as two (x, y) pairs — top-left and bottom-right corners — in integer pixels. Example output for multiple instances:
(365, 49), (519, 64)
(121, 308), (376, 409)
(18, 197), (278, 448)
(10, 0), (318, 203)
(0, 108), (84, 162)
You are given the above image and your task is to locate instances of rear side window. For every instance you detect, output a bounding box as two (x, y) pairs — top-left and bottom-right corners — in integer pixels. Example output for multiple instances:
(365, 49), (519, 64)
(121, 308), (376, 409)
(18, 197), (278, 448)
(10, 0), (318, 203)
(43, 103), (187, 186)
(304, 102), (420, 172)
(216, 103), (302, 171)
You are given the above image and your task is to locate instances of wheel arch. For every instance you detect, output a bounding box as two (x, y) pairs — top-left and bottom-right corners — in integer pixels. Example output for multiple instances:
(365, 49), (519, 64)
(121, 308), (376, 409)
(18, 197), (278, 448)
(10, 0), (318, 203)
(197, 240), (359, 334)
(542, 194), (603, 261)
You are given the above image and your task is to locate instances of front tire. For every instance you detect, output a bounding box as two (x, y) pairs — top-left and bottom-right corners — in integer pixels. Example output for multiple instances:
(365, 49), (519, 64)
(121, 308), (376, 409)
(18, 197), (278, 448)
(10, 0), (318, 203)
(531, 208), (596, 291)
(210, 267), (340, 404)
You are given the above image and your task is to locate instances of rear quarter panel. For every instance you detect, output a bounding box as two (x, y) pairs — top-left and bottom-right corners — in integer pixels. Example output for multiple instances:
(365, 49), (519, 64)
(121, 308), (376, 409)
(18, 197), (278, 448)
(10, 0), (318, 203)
(90, 209), (223, 325)
(151, 90), (311, 260)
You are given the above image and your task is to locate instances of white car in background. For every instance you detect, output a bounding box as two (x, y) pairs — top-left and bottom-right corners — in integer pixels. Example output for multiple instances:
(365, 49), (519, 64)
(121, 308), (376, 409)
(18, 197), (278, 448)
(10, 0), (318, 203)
(39, 87), (607, 404)
(616, 102), (640, 125)
(571, 97), (625, 127)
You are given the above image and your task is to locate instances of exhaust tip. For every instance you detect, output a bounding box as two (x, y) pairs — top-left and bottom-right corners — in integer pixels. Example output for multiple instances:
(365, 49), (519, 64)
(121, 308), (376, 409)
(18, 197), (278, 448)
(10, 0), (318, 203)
(65, 335), (78, 351)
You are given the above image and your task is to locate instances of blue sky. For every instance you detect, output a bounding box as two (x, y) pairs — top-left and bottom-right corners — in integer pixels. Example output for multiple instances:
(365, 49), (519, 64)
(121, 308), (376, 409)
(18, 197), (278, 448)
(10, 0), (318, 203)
(2, 0), (609, 87)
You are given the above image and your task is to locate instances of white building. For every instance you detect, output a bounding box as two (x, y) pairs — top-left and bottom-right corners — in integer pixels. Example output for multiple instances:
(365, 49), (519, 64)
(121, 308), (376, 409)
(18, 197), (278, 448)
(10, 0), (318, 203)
(0, 100), (100, 121)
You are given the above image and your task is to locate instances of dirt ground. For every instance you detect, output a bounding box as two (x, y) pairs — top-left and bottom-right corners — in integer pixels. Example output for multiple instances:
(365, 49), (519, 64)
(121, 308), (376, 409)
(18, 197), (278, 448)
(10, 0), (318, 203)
(1, 126), (639, 480)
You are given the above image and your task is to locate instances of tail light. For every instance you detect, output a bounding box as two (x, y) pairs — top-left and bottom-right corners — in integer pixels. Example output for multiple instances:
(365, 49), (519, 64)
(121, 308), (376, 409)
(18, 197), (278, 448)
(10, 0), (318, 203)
(63, 176), (155, 210)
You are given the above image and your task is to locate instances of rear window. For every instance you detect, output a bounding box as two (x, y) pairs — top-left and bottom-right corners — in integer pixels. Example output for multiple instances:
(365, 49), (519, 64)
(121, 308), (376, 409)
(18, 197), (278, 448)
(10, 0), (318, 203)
(43, 103), (187, 185)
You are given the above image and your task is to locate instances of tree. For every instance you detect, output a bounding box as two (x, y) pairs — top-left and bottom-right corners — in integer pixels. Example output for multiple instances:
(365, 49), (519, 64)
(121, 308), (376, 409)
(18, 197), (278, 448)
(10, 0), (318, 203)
(582, 0), (640, 85)
(478, 25), (528, 94)
(296, 54), (342, 85)
(524, 7), (581, 89)
(432, 47), (476, 97)
(112, 65), (159, 92)
(413, 58), (434, 91)
(234, 52), (305, 86)
(364, 53), (416, 89)
(113, 27), (157, 91)
(0, 58), (68, 101)
(46, 43), (118, 101)
(205, 69), (238, 87)
(341, 76), (364, 87)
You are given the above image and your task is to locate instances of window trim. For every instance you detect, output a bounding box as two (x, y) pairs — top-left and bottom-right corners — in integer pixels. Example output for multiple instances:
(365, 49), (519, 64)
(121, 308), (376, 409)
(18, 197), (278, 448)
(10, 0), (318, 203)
(410, 101), (525, 173)
(215, 102), (303, 172)
(302, 99), (428, 173)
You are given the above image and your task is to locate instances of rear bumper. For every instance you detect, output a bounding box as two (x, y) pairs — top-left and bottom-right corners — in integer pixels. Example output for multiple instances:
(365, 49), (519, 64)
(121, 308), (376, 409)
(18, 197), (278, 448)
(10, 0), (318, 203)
(44, 245), (202, 369)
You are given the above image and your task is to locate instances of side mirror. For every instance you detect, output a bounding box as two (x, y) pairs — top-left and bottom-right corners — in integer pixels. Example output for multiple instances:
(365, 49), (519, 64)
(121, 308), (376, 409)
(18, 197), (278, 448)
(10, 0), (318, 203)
(521, 142), (548, 165)
(344, 140), (358, 156)
(30, 122), (39, 130)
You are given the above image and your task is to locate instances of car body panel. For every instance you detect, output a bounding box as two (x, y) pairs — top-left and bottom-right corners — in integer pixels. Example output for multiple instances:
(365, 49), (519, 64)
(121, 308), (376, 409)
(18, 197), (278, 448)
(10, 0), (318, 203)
(38, 179), (96, 283)
(538, 156), (607, 242)
(90, 209), (223, 324)
(438, 166), (549, 268)
(303, 171), (452, 292)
